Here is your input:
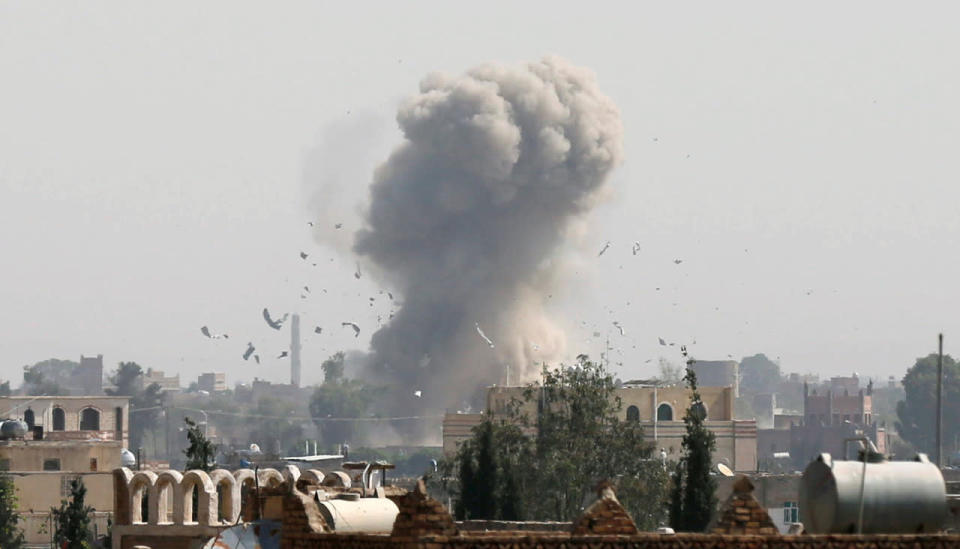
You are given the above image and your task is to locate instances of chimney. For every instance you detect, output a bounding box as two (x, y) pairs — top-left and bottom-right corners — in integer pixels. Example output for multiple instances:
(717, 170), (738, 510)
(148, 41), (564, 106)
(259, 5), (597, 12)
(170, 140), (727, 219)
(291, 314), (301, 387)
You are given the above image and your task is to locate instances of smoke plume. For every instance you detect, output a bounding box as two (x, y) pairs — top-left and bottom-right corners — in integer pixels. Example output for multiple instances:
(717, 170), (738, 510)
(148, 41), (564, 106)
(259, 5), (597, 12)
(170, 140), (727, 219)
(355, 56), (623, 412)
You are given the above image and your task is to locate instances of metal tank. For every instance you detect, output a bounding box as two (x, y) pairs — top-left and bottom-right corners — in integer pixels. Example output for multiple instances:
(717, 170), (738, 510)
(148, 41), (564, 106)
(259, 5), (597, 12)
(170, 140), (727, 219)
(120, 448), (137, 468)
(0, 419), (28, 440)
(315, 493), (399, 533)
(800, 451), (947, 534)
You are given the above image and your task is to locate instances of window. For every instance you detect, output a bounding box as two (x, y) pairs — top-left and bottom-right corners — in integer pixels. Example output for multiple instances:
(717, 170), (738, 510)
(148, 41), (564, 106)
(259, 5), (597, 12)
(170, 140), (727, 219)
(783, 501), (799, 523)
(626, 405), (640, 421)
(79, 408), (100, 431)
(90, 458), (98, 471)
(657, 403), (673, 421)
(0, 459), (9, 471)
(115, 407), (123, 436)
(43, 458), (61, 471)
(23, 409), (34, 429)
(52, 408), (65, 431)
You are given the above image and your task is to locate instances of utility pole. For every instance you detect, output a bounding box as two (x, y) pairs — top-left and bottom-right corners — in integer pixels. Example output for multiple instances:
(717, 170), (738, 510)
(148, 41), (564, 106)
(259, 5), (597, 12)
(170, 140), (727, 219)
(937, 333), (944, 468)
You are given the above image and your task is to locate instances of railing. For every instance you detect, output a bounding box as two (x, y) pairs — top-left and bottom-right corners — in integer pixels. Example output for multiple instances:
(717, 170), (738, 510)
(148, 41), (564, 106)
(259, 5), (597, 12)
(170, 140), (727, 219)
(113, 465), (326, 526)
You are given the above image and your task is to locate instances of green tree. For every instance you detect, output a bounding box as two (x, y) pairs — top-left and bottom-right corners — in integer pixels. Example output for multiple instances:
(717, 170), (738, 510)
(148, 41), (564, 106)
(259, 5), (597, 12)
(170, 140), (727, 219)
(183, 417), (217, 471)
(247, 397), (304, 455)
(738, 353), (781, 396)
(450, 355), (668, 529)
(322, 351), (345, 384)
(309, 352), (377, 446)
(105, 362), (165, 452)
(0, 472), (24, 549)
(0, 381), (10, 397)
(896, 353), (960, 457)
(453, 419), (532, 521)
(51, 477), (94, 549)
(669, 368), (717, 532)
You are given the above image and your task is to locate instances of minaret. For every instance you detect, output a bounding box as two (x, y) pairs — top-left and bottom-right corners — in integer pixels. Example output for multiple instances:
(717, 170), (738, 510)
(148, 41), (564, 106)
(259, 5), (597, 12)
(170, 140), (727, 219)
(290, 314), (301, 387)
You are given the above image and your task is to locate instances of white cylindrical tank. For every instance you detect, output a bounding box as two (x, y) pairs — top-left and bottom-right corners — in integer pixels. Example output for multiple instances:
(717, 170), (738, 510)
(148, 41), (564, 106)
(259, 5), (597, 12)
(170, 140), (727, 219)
(120, 448), (137, 468)
(315, 494), (399, 533)
(800, 452), (947, 534)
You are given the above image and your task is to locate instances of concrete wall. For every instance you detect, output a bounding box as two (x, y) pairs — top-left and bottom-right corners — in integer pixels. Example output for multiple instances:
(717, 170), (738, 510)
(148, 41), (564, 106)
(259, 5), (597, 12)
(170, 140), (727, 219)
(0, 440), (122, 471)
(8, 471), (115, 545)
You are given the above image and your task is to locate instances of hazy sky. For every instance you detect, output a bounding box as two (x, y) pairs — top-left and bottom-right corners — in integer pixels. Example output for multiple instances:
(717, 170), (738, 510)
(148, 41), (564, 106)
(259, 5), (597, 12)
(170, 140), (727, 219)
(2, 2), (959, 390)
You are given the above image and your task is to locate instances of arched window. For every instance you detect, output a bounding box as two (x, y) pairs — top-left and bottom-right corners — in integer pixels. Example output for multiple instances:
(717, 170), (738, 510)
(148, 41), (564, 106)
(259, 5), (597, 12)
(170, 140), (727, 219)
(626, 405), (640, 421)
(52, 407), (65, 431)
(80, 408), (100, 431)
(657, 403), (673, 421)
(23, 409), (34, 429)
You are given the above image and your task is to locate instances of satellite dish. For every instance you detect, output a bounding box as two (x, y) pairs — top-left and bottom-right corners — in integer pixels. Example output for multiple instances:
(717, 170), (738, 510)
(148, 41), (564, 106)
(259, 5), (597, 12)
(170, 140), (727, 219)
(716, 463), (734, 477)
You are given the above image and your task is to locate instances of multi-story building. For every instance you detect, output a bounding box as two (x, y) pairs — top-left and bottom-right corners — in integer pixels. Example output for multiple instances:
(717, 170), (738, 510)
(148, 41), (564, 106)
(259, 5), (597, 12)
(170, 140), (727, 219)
(0, 395), (127, 545)
(142, 368), (181, 392)
(197, 372), (227, 393)
(756, 382), (886, 471)
(443, 382), (758, 472)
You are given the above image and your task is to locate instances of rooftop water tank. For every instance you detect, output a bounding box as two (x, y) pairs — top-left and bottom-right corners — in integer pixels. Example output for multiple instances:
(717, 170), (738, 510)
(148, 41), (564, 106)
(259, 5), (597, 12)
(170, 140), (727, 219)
(800, 452), (947, 534)
(315, 493), (399, 533)
(120, 448), (137, 468)
(0, 419), (28, 440)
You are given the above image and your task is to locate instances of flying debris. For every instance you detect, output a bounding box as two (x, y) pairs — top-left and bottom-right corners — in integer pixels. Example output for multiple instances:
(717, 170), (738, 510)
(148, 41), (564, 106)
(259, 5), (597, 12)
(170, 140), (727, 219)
(304, 286), (310, 293)
(387, 292), (394, 300)
(254, 355), (260, 364)
(307, 221), (314, 227)
(474, 323), (495, 348)
(341, 322), (361, 337)
(613, 321), (625, 336)
(658, 337), (667, 346)
(300, 251), (308, 260)
(314, 326), (322, 334)
(414, 390), (422, 398)
(631, 242), (641, 255)
(354, 263), (362, 280)
(242, 343), (255, 361)
(334, 223), (343, 229)
(277, 351), (288, 359)
(598, 241), (611, 256)
(673, 259), (683, 264)
(262, 308), (288, 330)
(200, 326), (228, 339)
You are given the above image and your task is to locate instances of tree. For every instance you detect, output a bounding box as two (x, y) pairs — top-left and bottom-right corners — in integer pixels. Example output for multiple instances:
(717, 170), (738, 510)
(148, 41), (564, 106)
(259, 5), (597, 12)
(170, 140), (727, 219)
(51, 477), (94, 549)
(21, 358), (77, 396)
(310, 352), (377, 446)
(453, 419), (532, 521)
(247, 397), (304, 455)
(322, 352), (345, 384)
(451, 355), (668, 529)
(896, 353), (960, 457)
(0, 381), (10, 397)
(669, 368), (717, 532)
(183, 417), (217, 471)
(105, 362), (164, 452)
(0, 473), (24, 549)
(738, 354), (781, 396)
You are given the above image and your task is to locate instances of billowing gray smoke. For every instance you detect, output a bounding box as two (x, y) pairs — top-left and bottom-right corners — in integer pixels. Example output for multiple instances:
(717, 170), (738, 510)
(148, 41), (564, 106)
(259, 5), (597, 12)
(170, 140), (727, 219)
(355, 56), (623, 412)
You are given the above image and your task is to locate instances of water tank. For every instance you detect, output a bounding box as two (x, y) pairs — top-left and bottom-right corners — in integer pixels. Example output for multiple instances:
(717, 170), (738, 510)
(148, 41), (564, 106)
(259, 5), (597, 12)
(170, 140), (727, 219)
(0, 420), (28, 440)
(120, 448), (137, 468)
(800, 452), (947, 533)
(315, 494), (399, 533)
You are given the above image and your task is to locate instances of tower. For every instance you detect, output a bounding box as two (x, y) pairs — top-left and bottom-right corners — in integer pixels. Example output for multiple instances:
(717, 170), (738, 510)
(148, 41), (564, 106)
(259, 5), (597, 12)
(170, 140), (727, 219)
(290, 314), (301, 387)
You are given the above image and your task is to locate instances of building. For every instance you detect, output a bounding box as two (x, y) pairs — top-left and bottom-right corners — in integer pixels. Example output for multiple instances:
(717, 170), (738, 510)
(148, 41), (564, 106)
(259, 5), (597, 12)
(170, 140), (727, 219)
(756, 382), (886, 470)
(444, 382), (758, 472)
(142, 368), (181, 392)
(0, 395), (128, 545)
(690, 360), (739, 397)
(197, 372), (227, 393)
(0, 395), (130, 448)
(75, 354), (105, 395)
